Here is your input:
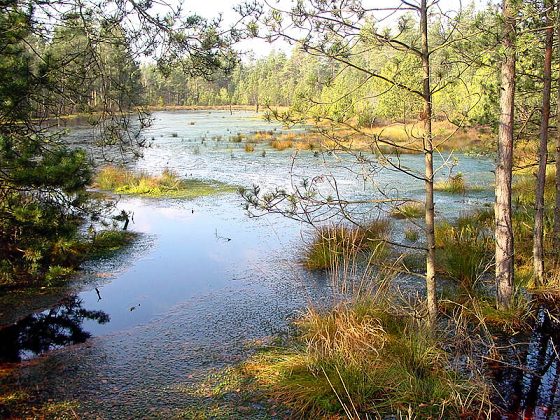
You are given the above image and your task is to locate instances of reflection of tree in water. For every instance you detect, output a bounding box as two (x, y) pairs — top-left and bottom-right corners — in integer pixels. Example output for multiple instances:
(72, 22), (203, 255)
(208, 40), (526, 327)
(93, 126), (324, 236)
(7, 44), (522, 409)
(494, 307), (560, 418)
(0, 297), (109, 362)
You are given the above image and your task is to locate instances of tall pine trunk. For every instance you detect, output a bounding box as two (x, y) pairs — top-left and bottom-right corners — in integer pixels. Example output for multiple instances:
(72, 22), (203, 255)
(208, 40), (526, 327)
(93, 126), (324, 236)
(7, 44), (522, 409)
(554, 0), (560, 250)
(420, 0), (437, 325)
(533, 3), (554, 286)
(495, 0), (516, 310)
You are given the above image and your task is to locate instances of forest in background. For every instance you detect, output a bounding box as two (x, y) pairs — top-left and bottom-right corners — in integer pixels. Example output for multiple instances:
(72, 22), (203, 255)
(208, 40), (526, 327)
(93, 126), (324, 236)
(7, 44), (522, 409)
(140, 2), (549, 134)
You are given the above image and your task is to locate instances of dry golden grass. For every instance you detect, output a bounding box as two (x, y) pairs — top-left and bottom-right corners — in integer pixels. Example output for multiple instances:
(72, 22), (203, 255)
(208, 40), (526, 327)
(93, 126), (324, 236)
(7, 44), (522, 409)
(252, 131), (275, 141)
(240, 272), (493, 418)
(269, 139), (293, 151)
(306, 120), (495, 154)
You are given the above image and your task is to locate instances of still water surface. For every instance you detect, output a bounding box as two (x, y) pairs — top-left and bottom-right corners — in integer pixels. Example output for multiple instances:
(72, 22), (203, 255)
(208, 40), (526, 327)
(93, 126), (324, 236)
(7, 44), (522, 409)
(2, 110), (524, 417)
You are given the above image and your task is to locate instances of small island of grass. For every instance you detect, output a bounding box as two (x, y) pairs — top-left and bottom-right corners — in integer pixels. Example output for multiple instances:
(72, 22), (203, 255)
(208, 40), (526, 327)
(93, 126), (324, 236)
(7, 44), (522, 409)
(94, 166), (236, 199)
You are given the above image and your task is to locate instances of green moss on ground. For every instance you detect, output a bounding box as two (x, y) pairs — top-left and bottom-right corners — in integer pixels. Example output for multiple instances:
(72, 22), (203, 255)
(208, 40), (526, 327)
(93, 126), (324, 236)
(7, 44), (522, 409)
(95, 166), (236, 199)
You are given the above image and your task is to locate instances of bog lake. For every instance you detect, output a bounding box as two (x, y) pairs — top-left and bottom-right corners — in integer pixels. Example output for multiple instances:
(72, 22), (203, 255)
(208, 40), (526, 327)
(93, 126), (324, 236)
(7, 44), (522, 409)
(1, 110), (557, 418)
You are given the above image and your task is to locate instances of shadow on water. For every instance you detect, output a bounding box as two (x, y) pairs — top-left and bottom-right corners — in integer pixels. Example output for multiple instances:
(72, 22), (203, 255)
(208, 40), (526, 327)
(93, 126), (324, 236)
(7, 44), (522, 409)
(0, 297), (110, 363)
(491, 305), (560, 419)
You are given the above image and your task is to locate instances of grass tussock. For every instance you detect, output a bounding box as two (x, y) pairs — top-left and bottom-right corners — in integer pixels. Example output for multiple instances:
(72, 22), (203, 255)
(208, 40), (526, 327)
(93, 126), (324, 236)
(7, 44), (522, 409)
(244, 143), (255, 152)
(435, 213), (493, 293)
(435, 173), (468, 194)
(391, 201), (424, 219)
(513, 166), (556, 207)
(269, 139), (293, 151)
(95, 166), (235, 199)
(251, 130), (274, 141)
(305, 221), (390, 270)
(229, 133), (245, 143)
(241, 277), (492, 418)
(404, 228), (419, 242)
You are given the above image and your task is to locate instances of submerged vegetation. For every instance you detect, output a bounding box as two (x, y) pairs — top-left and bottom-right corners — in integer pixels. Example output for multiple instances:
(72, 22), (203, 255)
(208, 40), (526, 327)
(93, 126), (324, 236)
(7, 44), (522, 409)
(94, 166), (235, 198)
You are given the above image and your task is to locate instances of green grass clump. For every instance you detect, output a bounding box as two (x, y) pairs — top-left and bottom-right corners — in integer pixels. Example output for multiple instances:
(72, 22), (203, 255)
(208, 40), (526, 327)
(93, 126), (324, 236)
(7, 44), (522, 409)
(404, 228), (419, 242)
(230, 133), (245, 143)
(305, 221), (390, 270)
(513, 167), (556, 207)
(241, 293), (490, 418)
(391, 202), (424, 219)
(435, 219), (493, 293)
(435, 173), (467, 194)
(95, 166), (235, 199)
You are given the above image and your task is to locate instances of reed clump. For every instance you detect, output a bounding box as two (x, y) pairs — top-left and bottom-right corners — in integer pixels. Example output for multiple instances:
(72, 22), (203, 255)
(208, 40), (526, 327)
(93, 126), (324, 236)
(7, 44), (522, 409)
(391, 201), (424, 219)
(304, 220), (390, 270)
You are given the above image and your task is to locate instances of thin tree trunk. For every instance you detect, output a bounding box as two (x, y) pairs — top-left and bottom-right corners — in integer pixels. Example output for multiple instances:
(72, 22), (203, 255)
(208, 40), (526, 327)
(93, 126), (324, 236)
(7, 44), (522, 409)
(495, 0), (516, 310)
(533, 3), (554, 286)
(421, 0), (437, 326)
(554, 0), (560, 250)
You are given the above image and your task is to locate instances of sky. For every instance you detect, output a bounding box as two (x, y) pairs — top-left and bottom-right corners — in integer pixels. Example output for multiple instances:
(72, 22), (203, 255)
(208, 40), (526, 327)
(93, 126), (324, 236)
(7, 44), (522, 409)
(183, 0), (490, 58)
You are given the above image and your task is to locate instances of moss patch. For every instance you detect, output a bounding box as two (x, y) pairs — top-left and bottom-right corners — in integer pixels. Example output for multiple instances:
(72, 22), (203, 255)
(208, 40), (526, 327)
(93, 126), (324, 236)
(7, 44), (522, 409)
(95, 166), (236, 199)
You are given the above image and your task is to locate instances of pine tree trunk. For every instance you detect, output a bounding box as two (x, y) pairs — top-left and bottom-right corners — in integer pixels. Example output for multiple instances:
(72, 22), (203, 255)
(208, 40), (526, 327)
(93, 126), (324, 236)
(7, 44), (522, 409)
(554, 0), (560, 250)
(533, 4), (554, 286)
(421, 0), (437, 326)
(495, 0), (516, 310)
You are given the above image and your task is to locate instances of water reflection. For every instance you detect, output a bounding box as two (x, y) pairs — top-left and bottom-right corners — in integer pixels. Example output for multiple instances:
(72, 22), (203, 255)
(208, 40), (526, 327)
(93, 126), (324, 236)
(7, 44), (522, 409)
(0, 297), (109, 363)
(493, 307), (560, 419)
